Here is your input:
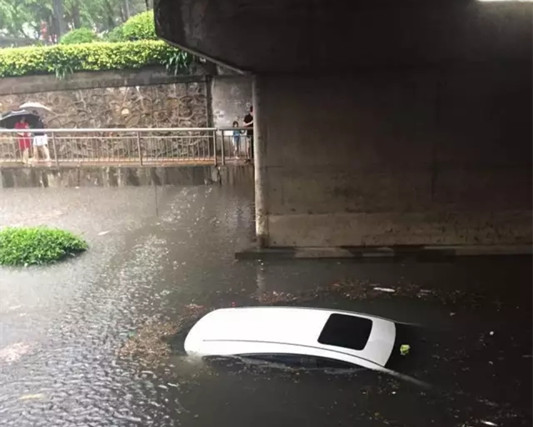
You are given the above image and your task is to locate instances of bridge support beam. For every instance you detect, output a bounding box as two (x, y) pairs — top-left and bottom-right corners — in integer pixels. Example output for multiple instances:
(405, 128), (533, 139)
(252, 75), (268, 248)
(156, 0), (533, 249)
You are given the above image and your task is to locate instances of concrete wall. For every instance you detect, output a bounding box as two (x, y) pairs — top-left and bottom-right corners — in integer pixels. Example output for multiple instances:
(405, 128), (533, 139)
(0, 67), (199, 95)
(211, 76), (253, 128)
(0, 164), (253, 188)
(258, 64), (532, 246)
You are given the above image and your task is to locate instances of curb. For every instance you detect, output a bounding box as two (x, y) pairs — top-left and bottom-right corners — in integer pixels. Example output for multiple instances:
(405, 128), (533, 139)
(235, 245), (532, 260)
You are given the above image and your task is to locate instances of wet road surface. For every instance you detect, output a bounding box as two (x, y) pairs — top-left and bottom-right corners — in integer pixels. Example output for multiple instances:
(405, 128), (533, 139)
(0, 186), (531, 426)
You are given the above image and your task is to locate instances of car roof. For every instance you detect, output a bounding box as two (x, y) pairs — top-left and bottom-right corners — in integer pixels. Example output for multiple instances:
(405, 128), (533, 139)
(185, 307), (396, 368)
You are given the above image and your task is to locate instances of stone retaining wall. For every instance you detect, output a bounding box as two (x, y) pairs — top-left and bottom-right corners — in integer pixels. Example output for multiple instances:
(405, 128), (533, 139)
(0, 68), (253, 131)
(0, 72), (209, 129)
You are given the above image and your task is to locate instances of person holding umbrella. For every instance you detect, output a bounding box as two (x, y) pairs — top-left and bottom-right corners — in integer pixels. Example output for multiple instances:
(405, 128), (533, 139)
(1, 104), (52, 165)
(14, 116), (31, 165)
(0, 109), (40, 165)
(32, 111), (51, 163)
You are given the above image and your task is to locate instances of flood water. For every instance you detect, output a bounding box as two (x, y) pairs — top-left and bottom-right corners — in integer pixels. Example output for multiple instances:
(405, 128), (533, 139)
(0, 186), (531, 426)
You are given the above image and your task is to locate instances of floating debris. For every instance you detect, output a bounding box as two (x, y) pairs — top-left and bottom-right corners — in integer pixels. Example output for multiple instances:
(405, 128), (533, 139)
(118, 320), (181, 366)
(185, 303), (204, 310)
(373, 287), (396, 293)
(480, 421), (498, 426)
(118, 306), (209, 367)
(19, 393), (45, 401)
(400, 344), (411, 356)
(254, 291), (297, 304)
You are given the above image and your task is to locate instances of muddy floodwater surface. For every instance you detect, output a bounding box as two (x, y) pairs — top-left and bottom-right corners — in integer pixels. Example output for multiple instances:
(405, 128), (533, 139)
(0, 186), (531, 426)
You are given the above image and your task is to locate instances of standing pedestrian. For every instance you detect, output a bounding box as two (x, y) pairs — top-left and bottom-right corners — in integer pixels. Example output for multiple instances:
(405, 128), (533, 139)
(32, 113), (51, 163)
(232, 120), (242, 158)
(15, 117), (31, 165)
(243, 106), (254, 160)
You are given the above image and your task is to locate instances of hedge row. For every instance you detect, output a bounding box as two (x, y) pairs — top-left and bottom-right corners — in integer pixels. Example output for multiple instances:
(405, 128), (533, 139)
(0, 40), (191, 78)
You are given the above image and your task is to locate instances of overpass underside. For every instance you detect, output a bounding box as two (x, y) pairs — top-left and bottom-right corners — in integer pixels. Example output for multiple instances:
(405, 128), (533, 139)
(155, 0), (532, 249)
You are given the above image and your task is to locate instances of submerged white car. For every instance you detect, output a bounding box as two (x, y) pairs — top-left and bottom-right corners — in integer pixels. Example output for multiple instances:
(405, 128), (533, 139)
(184, 307), (402, 373)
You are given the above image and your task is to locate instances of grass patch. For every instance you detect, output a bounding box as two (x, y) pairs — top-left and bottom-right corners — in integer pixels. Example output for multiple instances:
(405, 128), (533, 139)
(0, 227), (88, 266)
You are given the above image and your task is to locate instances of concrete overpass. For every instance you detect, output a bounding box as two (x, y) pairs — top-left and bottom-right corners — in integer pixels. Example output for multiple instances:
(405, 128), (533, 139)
(155, 0), (532, 249)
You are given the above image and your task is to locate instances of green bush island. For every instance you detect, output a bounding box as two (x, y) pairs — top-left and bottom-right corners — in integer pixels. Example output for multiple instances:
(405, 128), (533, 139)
(0, 227), (88, 266)
(60, 28), (99, 45)
(107, 11), (157, 42)
(0, 40), (192, 78)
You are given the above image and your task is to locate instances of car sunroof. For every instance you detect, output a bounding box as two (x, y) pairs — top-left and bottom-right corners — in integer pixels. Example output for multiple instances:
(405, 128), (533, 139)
(318, 313), (372, 351)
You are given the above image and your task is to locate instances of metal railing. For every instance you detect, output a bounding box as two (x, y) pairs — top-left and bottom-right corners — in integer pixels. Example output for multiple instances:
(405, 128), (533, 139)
(0, 127), (253, 166)
(217, 128), (254, 164)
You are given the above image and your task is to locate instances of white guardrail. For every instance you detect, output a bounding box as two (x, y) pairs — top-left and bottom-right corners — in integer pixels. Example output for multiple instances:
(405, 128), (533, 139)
(0, 128), (253, 166)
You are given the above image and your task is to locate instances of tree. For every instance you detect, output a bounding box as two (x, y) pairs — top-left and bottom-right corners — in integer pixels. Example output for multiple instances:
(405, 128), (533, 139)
(0, 0), (149, 43)
(0, 1), (40, 39)
(65, 0), (81, 29)
(53, 0), (66, 38)
(0, 0), (56, 41)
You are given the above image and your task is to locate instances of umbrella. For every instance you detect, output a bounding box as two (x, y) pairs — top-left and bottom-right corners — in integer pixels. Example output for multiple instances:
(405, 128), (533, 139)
(19, 102), (52, 113)
(0, 110), (40, 128)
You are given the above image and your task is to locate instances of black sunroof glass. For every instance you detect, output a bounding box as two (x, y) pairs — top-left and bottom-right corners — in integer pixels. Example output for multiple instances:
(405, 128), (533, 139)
(318, 314), (372, 351)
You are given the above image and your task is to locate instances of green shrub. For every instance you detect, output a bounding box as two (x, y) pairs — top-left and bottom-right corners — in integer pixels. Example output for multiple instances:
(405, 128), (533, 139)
(60, 28), (99, 45)
(106, 11), (157, 42)
(0, 227), (88, 266)
(164, 50), (191, 76)
(0, 41), (192, 78)
(106, 25), (125, 42)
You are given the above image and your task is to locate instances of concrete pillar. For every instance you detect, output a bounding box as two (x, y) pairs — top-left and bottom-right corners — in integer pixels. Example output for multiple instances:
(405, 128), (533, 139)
(253, 75), (268, 247)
